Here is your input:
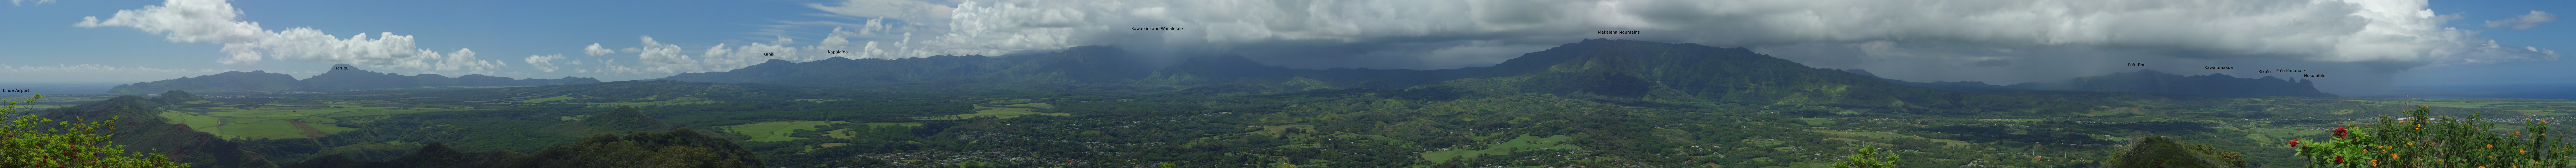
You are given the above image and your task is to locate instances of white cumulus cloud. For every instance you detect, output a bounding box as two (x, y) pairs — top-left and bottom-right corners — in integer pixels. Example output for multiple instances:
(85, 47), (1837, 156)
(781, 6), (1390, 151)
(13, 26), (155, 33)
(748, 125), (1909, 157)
(523, 54), (567, 73)
(75, 0), (507, 75)
(584, 43), (616, 56)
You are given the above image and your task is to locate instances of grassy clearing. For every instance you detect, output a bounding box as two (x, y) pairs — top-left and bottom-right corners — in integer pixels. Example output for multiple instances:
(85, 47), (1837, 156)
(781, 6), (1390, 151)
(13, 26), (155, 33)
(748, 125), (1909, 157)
(822, 129), (856, 139)
(719, 120), (852, 142)
(1421, 135), (1580, 163)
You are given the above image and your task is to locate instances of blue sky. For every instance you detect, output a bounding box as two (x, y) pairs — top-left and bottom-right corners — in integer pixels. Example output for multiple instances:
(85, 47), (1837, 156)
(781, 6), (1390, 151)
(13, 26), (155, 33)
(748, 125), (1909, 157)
(0, 0), (2569, 98)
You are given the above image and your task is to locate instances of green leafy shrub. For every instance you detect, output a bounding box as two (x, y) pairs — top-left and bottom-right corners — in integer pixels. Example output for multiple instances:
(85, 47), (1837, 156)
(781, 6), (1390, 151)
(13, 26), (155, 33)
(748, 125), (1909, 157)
(0, 94), (188, 167)
(2295, 105), (2576, 167)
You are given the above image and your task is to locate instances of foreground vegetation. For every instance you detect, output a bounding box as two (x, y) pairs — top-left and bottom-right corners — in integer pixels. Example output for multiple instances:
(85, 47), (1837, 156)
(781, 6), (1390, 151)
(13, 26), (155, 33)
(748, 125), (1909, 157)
(2, 94), (187, 167)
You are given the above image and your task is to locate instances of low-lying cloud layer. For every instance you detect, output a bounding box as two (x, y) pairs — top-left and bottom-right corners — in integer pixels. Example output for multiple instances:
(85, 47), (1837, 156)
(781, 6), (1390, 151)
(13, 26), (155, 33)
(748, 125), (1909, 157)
(2486, 11), (2560, 30)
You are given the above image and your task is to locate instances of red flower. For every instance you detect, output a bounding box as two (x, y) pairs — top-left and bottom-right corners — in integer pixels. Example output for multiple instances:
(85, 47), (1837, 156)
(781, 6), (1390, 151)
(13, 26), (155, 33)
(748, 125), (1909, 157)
(2288, 139), (2301, 147)
(2333, 127), (2348, 138)
(2335, 156), (2345, 163)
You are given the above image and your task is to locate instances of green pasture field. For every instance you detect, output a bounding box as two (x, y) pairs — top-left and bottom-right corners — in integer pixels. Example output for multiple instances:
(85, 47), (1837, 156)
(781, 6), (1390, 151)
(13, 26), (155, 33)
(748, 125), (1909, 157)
(719, 120), (852, 142)
(157, 100), (468, 139)
(1421, 135), (1580, 163)
(822, 129), (856, 139)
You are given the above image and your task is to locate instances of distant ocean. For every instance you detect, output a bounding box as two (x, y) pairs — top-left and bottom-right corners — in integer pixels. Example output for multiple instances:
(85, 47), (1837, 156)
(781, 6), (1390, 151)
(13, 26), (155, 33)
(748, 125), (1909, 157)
(2377, 83), (2576, 101)
(0, 82), (132, 96)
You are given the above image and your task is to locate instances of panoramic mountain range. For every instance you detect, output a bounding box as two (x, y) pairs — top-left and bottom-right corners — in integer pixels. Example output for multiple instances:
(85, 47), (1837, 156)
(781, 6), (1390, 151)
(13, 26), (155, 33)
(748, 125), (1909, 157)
(109, 39), (2336, 99)
(107, 64), (603, 94)
(661, 39), (1981, 109)
(659, 39), (2335, 100)
(35, 39), (2425, 167)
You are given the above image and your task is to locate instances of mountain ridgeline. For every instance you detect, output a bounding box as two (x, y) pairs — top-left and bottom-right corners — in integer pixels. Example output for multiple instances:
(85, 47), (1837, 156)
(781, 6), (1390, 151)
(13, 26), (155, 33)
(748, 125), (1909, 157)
(664, 39), (1974, 109)
(109, 64), (603, 94)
